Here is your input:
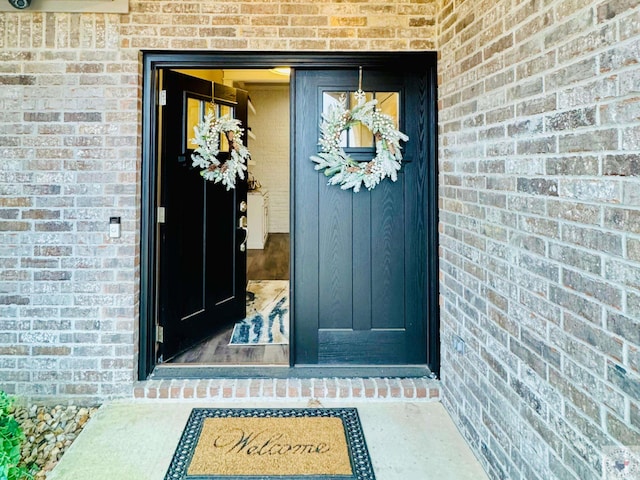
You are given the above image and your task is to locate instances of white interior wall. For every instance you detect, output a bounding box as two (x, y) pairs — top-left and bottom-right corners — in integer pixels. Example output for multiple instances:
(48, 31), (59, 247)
(247, 84), (290, 233)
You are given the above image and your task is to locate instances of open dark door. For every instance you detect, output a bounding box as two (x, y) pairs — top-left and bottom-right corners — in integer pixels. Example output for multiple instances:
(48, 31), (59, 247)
(158, 70), (248, 361)
(294, 67), (433, 365)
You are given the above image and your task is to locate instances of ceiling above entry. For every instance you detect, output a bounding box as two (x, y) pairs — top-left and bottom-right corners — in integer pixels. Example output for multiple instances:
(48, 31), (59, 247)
(223, 69), (291, 85)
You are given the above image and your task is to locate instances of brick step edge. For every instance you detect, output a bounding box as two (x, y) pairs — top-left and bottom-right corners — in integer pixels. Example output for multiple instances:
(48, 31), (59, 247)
(133, 377), (441, 401)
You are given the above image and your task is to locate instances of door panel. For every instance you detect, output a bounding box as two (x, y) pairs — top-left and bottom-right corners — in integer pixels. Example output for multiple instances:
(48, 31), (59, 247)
(318, 183), (352, 331)
(371, 178), (405, 330)
(319, 331), (409, 364)
(159, 70), (248, 361)
(294, 68), (430, 365)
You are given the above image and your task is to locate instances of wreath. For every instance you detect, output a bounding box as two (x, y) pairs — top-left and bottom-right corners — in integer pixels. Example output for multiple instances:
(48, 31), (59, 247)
(311, 94), (409, 193)
(191, 113), (250, 190)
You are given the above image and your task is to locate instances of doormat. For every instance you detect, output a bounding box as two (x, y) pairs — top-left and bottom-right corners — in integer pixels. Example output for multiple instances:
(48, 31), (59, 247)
(164, 408), (375, 480)
(229, 280), (289, 345)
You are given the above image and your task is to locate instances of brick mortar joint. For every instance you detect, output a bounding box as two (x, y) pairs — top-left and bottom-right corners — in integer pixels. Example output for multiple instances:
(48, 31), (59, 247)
(134, 377), (441, 401)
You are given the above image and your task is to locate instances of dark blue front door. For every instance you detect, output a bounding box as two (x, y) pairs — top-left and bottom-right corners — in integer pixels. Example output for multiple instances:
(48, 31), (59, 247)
(159, 70), (248, 361)
(293, 66), (436, 366)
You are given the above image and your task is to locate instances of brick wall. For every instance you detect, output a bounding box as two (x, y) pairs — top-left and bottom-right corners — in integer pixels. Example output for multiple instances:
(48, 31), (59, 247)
(438, 0), (640, 479)
(246, 85), (290, 233)
(0, 1), (437, 403)
(4, 1), (637, 476)
(0, 12), (140, 402)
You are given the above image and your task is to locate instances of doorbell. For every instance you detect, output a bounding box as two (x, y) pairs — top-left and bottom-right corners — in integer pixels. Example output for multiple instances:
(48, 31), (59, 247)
(109, 217), (121, 239)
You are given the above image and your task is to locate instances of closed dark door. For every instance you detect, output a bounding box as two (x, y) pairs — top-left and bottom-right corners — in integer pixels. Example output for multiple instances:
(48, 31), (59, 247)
(158, 70), (248, 361)
(294, 68), (431, 365)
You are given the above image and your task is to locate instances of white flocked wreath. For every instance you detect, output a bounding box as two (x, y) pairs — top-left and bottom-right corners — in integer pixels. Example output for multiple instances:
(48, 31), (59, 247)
(311, 93), (409, 193)
(191, 113), (249, 190)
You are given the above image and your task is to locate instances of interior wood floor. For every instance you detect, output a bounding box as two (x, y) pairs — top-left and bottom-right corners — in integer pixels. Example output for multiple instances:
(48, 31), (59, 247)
(248, 233), (290, 280)
(170, 233), (290, 365)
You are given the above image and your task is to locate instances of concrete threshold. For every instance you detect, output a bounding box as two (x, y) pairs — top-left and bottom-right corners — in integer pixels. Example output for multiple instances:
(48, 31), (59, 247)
(48, 400), (489, 480)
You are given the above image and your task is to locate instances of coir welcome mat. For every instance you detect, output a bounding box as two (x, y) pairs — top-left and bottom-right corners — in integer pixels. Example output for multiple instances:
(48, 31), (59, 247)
(164, 408), (375, 480)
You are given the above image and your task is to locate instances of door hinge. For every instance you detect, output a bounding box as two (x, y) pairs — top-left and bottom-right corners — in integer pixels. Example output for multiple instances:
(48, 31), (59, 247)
(159, 90), (167, 106)
(156, 325), (164, 343)
(157, 206), (165, 224)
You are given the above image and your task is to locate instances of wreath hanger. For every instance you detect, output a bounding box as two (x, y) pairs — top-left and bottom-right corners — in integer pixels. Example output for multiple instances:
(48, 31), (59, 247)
(311, 66), (409, 192)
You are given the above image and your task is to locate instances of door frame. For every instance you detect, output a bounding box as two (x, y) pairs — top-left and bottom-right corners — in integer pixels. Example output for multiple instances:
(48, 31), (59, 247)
(139, 51), (439, 380)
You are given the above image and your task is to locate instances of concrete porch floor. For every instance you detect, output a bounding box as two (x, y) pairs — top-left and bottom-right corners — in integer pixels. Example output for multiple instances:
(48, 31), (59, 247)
(48, 400), (488, 480)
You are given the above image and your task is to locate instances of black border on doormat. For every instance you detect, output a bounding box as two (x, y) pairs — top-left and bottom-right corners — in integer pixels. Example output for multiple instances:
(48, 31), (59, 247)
(164, 408), (376, 480)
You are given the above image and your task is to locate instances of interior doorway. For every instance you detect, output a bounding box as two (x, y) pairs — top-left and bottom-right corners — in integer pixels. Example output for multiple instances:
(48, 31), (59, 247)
(159, 68), (292, 366)
(170, 256), (291, 365)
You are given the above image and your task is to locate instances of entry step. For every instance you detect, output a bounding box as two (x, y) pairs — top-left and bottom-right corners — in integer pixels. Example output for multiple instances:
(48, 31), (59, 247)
(133, 377), (440, 402)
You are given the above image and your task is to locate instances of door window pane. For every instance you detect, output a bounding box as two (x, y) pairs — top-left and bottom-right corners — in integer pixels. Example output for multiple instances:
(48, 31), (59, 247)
(322, 90), (400, 149)
(322, 92), (348, 147)
(375, 92), (400, 130)
(348, 91), (375, 148)
(217, 103), (234, 152)
(186, 97), (203, 150)
(186, 99), (239, 152)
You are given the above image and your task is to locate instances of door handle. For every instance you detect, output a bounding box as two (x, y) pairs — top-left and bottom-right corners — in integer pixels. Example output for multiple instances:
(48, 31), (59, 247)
(238, 215), (248, 252)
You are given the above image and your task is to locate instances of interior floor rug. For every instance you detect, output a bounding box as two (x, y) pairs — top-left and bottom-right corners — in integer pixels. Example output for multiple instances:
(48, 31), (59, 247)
(164, 407), (375, 480)
(229, 280), (289, 345)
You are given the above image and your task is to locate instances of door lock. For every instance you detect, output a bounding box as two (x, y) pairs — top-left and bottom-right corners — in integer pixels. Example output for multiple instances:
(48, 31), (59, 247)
(239, 201), (247, 213)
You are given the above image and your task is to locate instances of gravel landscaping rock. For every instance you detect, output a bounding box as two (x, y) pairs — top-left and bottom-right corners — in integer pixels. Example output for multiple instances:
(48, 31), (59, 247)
(14, 404), (98, 479)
